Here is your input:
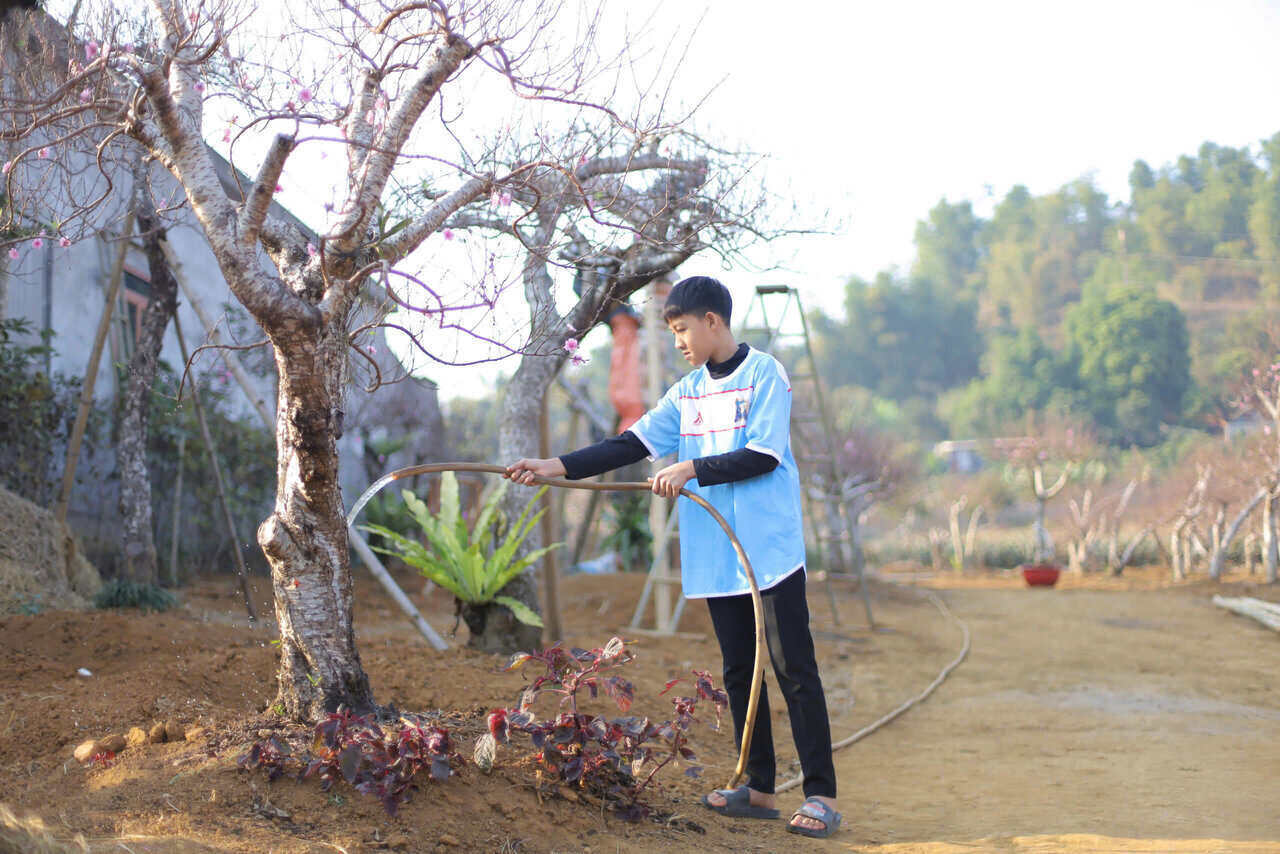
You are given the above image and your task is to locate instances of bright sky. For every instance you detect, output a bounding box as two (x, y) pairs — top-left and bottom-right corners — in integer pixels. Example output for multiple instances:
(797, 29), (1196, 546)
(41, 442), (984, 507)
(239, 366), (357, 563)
(415, 0), (1280, 399)
(93, 0), (1280, 400)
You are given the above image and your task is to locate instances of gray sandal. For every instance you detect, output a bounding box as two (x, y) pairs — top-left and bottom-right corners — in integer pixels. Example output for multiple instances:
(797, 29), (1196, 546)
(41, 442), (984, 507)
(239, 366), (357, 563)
(701, 786), (780, 819)
(788, 796), (842, 838)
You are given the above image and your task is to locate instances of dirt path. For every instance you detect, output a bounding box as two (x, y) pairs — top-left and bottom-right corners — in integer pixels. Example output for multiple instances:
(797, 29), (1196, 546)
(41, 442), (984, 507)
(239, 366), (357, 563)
(828, 583), (1280, 852)
(2, 572), (1278, 853)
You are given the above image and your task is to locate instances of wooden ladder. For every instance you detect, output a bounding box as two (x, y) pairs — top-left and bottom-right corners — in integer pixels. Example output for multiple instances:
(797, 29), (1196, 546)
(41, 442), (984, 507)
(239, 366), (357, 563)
(738, 284), (874, 627)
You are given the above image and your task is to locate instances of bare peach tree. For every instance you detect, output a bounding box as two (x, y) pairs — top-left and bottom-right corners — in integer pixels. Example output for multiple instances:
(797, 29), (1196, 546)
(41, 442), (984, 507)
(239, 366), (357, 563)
(1231, 358), (1280, 582)
(998, 420), (1096, 566)
(429, 128), (765, 650)
(0, 0), (746, 719)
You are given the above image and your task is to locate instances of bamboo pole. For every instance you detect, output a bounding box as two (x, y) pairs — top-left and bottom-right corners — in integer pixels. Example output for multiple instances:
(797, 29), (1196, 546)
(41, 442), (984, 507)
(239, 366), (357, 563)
(54, 213), (135, 524)
(175, 315), (257, 625)
(644, 282), (672, 629)
(159, 242), (274, 428)
(348, 532), (448, 650)
(539, 395), (564, 641)
(168, 433), (185, 586)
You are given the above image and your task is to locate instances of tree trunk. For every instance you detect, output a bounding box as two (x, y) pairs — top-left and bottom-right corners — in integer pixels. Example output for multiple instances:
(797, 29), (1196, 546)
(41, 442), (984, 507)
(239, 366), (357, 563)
(948, 499), (965, 572)
(489, 351), (562, 653)
(0, 250), (8, 320)
(1170, 523), (1185, 581)
(259, 320), (375, 720)
(116, 204), (179, 584)
(1033, 497), (1052, 563)
(1265, 496), (1279, 583)
(1209, 490), (1265, 580)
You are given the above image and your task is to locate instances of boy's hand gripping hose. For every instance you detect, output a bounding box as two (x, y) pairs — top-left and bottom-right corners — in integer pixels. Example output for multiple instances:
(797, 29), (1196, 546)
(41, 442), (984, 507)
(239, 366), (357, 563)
(346, 461), (765, 790)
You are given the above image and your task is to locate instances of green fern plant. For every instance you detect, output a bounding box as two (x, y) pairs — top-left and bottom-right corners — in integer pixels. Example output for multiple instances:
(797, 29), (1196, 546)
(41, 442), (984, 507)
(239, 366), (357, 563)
(361, 473), (558, 627)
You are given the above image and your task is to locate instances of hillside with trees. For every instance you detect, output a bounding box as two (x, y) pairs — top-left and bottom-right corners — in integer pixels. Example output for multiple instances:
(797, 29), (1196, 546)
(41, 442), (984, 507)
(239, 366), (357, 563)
(812, 133), (1280, 449)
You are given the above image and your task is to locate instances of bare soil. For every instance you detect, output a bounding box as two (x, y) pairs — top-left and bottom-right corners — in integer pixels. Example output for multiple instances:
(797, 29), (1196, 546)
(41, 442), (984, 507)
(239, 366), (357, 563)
(1, 564), (1278, 853)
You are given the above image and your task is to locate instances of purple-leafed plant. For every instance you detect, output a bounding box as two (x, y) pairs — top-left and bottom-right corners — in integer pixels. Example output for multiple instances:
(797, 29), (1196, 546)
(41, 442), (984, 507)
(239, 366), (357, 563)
(237, 736), (291, 781)
(487, 636), (728, 819)
(237, 708), (460, 816)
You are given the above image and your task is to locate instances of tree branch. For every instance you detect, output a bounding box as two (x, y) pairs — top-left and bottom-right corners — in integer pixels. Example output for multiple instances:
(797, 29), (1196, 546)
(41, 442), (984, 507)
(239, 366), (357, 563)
(239, 133), (294, 249)
(333, 33), (473, 251)
(379, 174), (490, 263)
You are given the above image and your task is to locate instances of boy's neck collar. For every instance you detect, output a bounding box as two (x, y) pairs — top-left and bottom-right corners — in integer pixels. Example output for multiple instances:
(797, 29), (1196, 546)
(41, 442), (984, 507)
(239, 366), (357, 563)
(706, 342), (749, 379)
(707, 336), (741, 366)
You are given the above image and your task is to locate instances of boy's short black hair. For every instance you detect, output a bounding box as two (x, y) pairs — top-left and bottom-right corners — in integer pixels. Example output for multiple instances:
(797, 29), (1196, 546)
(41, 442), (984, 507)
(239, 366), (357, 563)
(662, 276), (732, 325)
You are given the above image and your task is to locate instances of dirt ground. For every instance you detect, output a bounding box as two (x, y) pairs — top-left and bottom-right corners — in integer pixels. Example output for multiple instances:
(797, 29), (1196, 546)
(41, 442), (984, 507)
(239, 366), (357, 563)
(1, 563), (1278, 853)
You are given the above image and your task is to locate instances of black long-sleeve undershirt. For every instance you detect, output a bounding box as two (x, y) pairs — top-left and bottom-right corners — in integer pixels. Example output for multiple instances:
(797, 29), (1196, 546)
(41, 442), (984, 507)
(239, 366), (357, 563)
(558, 343), (779, 487)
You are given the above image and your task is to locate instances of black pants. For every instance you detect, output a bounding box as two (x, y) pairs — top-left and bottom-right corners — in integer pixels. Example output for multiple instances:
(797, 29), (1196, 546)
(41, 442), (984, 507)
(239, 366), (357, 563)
(705, 568), (837, 799)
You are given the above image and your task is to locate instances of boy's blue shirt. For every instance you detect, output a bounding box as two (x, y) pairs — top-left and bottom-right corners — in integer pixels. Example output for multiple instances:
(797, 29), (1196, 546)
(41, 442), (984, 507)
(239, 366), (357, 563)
(629, 347), (806, 598)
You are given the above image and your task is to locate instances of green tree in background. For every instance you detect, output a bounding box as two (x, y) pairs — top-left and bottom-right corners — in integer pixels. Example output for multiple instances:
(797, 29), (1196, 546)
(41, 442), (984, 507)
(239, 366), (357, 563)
(937, 327), (1076, 438)
(1248, 133), (1280, 300)
(982, 181), (1110, 329)
(811, 272), (981, 405)
(1063, 286), (1191, 446)
(913, 198), (983, 295)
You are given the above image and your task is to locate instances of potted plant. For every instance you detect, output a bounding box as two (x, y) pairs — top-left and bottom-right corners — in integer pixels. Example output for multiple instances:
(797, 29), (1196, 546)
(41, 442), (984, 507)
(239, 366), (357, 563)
(363, 472), (559, 644)
(999, 419), (1097, 588)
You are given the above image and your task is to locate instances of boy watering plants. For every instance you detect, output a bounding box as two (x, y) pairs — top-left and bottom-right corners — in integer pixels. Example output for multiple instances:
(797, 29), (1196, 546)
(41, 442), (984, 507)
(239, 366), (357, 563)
(505, 275), (841, 838)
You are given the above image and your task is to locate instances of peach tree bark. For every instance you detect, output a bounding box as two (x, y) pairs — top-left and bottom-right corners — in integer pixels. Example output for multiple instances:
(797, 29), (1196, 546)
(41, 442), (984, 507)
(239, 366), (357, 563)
(258, 306), (375, 715)
(117, 185), (178, 585)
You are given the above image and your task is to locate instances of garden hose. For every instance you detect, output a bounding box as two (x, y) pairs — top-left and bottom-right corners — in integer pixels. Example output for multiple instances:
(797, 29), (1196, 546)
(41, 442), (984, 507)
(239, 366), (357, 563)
(346, 461), (766, 790)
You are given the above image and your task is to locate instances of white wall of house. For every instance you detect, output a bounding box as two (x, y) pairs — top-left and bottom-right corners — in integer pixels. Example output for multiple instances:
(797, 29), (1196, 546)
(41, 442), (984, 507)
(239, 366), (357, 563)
(2, 148), (445, 570)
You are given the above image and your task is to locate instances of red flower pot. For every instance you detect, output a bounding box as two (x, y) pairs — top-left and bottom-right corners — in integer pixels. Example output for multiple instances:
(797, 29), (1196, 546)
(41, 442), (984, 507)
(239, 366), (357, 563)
(1021, 564), (1061, 587)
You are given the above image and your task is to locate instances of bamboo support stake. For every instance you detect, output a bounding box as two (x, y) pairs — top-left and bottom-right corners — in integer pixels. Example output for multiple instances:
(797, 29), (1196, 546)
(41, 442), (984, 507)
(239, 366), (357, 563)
(175, 315), (257, 626)
(644, 282), (673, 629)
(348, 533), (448, 650)
(54, 212), (135, 524)
(159, 242), (274, 428)
(168, 433), (186, 586)
(539, 395), (564, 642)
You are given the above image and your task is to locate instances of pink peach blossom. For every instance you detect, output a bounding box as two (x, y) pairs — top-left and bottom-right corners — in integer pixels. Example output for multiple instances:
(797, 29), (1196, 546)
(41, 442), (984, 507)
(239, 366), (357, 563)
(299, 88), (312, 103)
(59, 237), (71, 248)
(79, 87), (92, 103)
(443, 229), (454, 241)
(85, 41), (99, 61)
(563, 338), (579, 353)
(31, 237), (43, 249)
(7, 248), (17, 260)
(37, 147), (49, 159)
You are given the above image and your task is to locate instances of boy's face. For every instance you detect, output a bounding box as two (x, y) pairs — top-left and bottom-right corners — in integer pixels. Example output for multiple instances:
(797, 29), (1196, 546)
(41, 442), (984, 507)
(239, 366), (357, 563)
(667, 311), (720, 367)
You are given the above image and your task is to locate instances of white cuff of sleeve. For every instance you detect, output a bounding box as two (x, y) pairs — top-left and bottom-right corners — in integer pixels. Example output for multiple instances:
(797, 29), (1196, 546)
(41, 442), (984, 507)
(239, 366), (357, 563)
(745, 440), (782, 462)
(630, 427), (661, 461)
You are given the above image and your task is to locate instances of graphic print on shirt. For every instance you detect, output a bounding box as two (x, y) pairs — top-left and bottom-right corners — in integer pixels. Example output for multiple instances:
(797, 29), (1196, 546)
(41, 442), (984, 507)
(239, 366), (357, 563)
(679, 385), (753, 435)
